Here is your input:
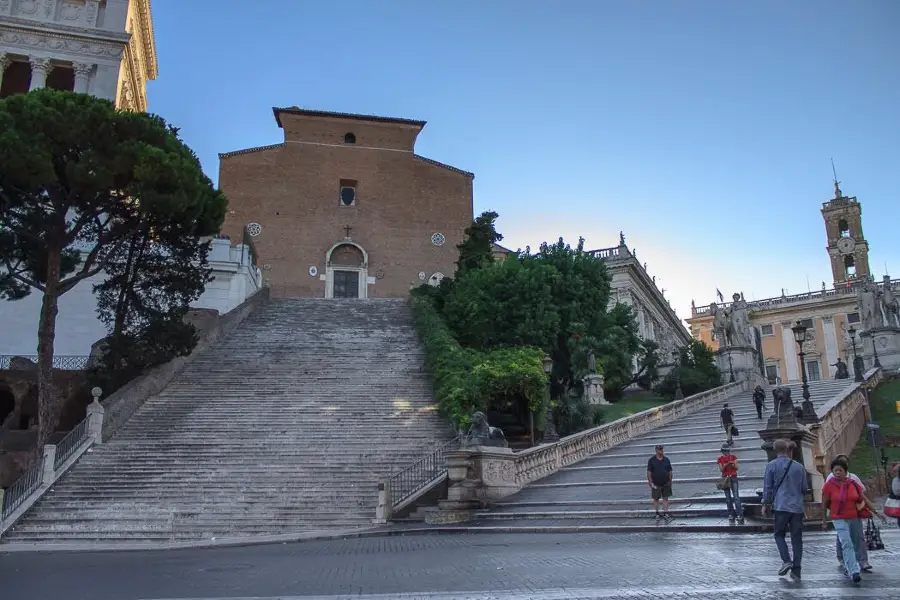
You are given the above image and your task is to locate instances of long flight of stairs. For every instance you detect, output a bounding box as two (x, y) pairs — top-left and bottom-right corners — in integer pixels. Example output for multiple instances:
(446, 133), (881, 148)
(466, 378), (856, 530)
(2, 299), (452, 544)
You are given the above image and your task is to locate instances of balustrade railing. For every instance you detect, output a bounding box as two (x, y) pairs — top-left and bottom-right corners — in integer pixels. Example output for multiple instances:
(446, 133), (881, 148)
(513, 380), (750, 487)
(0, 355), (90, 370)
(388, 435), (460, 509)
(813, 367), (882, 467)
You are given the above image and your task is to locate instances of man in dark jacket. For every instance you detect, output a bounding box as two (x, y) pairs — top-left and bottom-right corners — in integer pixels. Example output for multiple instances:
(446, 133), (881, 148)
(753, 385), (766, 419)
(721, 403), (735, 445)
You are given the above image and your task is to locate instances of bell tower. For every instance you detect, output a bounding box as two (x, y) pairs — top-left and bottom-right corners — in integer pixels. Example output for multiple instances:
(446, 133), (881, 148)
(822, 172), (871, 288)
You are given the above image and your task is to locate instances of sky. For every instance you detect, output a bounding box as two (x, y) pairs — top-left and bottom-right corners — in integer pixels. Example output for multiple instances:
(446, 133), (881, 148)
(148, 0), (900, 324)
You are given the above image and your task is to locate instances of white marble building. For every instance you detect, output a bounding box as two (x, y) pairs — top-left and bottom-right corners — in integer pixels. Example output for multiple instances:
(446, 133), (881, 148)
(0, 0), (156, 111)
(590, 238), (693, 374)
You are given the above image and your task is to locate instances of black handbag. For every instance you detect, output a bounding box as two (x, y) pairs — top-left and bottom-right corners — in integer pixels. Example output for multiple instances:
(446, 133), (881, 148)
(731, 425), (740, 437)
(865, 518), (885, 551)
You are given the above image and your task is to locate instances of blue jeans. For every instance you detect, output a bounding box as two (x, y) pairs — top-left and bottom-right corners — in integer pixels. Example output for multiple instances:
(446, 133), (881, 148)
(723, 476), (743, 518)
(833, 519), (861, 577)
(773, 510), (804, 572)
(835, 518), (868, 567)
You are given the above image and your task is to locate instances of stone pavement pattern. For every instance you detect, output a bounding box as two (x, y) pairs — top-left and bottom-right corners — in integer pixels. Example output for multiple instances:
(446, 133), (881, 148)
(472, 378), (855, 529)
(1, 529), (897, 599)
(2, 299), (453, 543)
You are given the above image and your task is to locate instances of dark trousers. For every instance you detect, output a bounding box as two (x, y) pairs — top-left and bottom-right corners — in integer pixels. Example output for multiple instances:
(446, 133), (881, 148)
(774, 510), (804, 572)
(755, 402), (763, 419)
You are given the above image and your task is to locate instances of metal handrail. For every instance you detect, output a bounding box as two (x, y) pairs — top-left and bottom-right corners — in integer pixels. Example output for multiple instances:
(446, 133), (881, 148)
(54, 418), (90, 471)
(0, 355), (89, 370)
(388, 435), (460, 508)
(0, 461), (43, 522)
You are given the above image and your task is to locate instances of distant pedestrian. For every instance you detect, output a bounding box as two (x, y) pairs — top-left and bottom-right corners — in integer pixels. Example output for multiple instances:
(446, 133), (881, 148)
(821, 458), (887, 583)
(752, 385), (766, 419)
(647, 444), (673, 524)
(720, 403), (735, 446)
(717, 445), (745, 525)
(762, 438), (808, 579)
(824, 454), (871, 571)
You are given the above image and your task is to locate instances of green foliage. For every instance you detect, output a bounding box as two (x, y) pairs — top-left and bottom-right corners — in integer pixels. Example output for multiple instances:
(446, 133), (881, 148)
(410, 294), (547, 429)
(0, 89), (226, 447)
(455, 210), (503, 279)
(655, 339), (722, 399)
(554, 392), (603, 437)
(599, 394), (669, 423)
(846, 379), (900, 482)
(442, 236), (641, 402)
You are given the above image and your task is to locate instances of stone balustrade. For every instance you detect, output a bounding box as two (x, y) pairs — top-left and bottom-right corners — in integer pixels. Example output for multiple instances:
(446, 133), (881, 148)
(427, 378), (759, 524)
(810, 367), (883, 484)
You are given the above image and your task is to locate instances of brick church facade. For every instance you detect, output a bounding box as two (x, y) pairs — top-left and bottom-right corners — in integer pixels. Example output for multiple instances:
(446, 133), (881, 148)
(218, 107), (474, 298)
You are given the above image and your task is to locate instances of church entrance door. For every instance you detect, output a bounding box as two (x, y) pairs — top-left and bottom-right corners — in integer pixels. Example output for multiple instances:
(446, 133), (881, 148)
(332, 270), (360, 299)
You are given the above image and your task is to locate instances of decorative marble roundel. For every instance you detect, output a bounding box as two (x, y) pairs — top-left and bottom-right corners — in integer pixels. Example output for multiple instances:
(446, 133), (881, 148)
(246, 222), (262, 237)
(428, 272), (445, 287)
(418, 271), (427, 281)
(431, 232), (446, 247)
(308, 266), (318, 277)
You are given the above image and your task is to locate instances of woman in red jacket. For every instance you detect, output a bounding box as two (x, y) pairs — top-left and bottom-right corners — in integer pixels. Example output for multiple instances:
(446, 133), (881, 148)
(822, 458), (886, 583)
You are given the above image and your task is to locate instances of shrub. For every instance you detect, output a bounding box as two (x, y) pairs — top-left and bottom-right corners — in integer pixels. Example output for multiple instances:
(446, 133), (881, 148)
(410, 294), (547, 429)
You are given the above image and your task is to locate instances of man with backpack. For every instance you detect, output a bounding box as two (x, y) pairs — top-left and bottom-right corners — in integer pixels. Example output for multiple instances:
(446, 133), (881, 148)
(763, 438), (809, 579)
(752, 385), (766, 419)
(720, 403), (735, 446)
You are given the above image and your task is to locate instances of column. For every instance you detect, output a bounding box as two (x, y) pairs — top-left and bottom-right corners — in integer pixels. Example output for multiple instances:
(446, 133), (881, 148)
(72, 63), (93, 94)
(28, 57), (52, 90)
(0, 53), (10, 92)
(781, 324), (799, 382)
(822, 316), (839, 377)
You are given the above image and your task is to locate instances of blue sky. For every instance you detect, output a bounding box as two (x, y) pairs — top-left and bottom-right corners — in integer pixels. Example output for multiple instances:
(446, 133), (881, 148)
(149, 0), (899, 322)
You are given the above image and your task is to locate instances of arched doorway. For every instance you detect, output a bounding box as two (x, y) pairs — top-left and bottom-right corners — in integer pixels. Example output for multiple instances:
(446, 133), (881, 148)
(325, 241), (368, 299)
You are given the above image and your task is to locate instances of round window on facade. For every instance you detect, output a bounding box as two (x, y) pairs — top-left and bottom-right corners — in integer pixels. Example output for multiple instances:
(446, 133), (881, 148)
(246, 222), (262, 237)
(340, 186), (356, 207)
(431, 232), (446, 246)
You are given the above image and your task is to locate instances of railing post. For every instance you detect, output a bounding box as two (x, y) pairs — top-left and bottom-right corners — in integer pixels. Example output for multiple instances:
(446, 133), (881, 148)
(87, 386), (105, 444)
(41, 445), (56, 486)
(374, 478), (392, 524)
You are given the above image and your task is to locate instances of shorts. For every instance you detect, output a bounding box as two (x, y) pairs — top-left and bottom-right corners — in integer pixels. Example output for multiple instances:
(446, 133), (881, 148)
(651, 484), (672, 500)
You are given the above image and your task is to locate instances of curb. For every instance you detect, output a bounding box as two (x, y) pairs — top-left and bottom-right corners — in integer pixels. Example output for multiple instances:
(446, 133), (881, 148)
(0, 520), (828, 553)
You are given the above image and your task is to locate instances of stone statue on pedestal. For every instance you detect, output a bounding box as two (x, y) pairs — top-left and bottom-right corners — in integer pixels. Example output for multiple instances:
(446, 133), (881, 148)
(587, 349), (597, 374)
(832, 357), (849, 379)
(710, 302), (729, 347)
(726, 293), (752, 347)
(881, 277), (899, 328)
(858, 281), (882, 330)
(463, 412), (508, 448)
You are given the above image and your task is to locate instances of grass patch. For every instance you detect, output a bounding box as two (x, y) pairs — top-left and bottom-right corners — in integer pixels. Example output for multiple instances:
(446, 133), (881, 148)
(848, 378), (900, 485)
(600, 396), (669, 423)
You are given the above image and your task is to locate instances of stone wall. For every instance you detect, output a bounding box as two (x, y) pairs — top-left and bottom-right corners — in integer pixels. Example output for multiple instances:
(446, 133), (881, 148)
(100, 286), (270, 442)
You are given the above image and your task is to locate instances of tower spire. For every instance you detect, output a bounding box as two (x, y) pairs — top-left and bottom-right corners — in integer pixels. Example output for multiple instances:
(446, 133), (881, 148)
(831, 158), (842, 199)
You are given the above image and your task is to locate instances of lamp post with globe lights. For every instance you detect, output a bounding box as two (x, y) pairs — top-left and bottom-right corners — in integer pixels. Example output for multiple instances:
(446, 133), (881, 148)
(671, 349), (684, 400)
(848, 326), (864, 382)
(791, 320), (818, 423)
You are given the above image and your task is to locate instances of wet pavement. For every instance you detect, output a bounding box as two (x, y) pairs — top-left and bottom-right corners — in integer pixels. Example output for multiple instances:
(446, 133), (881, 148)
(1, 528), (897, 599)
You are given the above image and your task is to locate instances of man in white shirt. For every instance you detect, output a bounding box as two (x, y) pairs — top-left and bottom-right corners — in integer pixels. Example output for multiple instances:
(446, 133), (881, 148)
(826, 455), (871, 571)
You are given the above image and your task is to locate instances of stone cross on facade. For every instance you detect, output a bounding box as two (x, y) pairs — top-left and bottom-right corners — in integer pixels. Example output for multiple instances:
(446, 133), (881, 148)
(343, 225), (352, 239)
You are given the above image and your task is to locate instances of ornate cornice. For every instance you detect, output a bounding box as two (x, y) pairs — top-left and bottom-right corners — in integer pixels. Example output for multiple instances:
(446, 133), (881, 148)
(0, 15), (130, 44)
(0, 22), (127, 61)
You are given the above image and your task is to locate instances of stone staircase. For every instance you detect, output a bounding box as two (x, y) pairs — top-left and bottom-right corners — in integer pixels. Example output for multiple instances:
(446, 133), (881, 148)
(2, 299), (452, 544)
(466, 378), (856, 530)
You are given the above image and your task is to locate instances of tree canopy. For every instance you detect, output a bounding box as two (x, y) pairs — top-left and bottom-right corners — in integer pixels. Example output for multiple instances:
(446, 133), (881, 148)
(655, 339), (722, 399)
(0, 89), (226, 450)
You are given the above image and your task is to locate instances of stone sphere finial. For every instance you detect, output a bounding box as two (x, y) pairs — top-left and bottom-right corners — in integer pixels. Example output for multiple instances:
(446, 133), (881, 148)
(90, 387), (103, 400)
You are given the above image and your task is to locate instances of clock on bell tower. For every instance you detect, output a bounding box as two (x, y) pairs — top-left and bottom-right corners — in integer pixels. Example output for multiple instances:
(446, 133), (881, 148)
(822, 176), (871, 287)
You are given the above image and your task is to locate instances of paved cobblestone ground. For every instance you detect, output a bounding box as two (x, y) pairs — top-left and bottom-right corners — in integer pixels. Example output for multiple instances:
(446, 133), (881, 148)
(1, 529), (897, 599)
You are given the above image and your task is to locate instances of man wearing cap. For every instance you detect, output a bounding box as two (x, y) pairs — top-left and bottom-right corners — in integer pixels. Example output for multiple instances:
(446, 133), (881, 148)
(647, 444), (673, 523)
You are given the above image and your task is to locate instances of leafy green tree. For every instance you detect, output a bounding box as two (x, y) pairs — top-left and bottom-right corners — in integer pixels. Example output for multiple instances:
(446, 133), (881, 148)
(455, 210), (503, 279)
(631, 339), (661, 390)
(89, 222), (214, 394)
(0, 89), (226, 450)
(655, 339), (722, 399)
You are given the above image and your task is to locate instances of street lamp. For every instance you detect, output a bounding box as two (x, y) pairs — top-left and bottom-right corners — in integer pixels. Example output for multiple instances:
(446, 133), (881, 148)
(848, 326), (864, 382)
(541, 354), (559, 443)
(727, 353), (736, 383)
(872, 337), (882, 369)
(791, 320), (817, 423)
(672, 349), (684, 400)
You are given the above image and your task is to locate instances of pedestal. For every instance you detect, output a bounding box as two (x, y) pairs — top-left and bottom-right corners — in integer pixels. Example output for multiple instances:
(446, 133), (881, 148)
(426, 447), (522, 524)
(715, 346), (759, 384)
(582, 373), (608, 405)
(861, 327), (900, 371)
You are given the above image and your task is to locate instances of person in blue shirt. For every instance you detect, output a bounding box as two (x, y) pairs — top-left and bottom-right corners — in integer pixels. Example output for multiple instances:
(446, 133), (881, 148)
(762, 438), (809, 579)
